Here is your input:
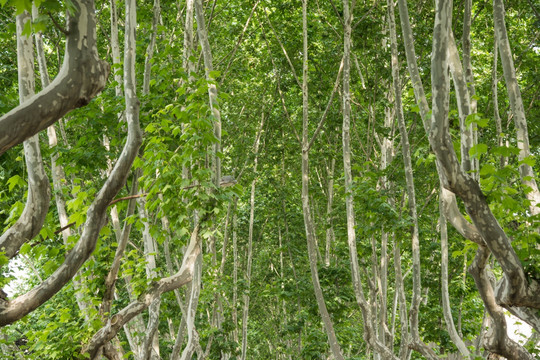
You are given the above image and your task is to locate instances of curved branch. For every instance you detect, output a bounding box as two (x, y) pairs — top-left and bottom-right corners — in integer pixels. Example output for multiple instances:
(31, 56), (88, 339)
(0, 12), (51, 260)
(0, 0), (141, 327)
(0, 0), (110, 156)
(469, 246), (533, 359)
(83, 222), (202, 359)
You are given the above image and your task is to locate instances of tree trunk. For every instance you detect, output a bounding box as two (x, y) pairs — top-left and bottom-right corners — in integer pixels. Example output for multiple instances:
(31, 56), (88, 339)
(387, 1), (436, 357)
(302, 1), (344, 359)
(440, 198), (471, 357)
(493, 0), (540, 216)
(0, 11), (50, 261)
(240, 112), (264, 360)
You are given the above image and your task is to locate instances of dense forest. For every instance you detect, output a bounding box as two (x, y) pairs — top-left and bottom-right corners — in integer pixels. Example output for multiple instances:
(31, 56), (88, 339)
(0, 0), (539, 359)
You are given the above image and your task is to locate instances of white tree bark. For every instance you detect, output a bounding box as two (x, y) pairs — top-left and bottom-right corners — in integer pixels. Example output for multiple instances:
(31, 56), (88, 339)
(324, 158), (335, 267)
(430, 0), (536, 357)
(301, 1), (344, 358)
(84, 222), (203, 358)
(110, 0), (122, 97)
(440, 199), (471, 357)
(448, 32), (474, 173)
(240, 113), (264, 360)
(194, 0), (221, 186)
(387, 2), (437, 357)
(343, 2), (400, 358)
(0, 0), (110, 155)
(493, 0), (540, 216)
(0, 0), (142, 330)
(0, 11), (50, 261)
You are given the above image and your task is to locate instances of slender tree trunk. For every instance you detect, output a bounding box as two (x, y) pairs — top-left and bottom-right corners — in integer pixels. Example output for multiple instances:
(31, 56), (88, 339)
(343, 2), (399, 359)
(462, 0), (478, 177)
(194, 0), (221, 186)
(240, 113), (264, 360)
(324, 158), (335, 267)
(493, 0), (540, 216)
(491, 35), (506, 168)
(440, 198), (471, 357)
(448, 33), (474, 174)
(387, 1), (438, 358)
(301, 1), (344, 359)
(430, 0), (535, 357)
(0, 11), (50, 260)
(110, 0), (122, 97)
(232, 198), (239, 344)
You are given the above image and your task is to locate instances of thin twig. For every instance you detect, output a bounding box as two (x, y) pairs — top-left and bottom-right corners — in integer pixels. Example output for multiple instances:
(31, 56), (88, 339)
(47, 12), (69, 35)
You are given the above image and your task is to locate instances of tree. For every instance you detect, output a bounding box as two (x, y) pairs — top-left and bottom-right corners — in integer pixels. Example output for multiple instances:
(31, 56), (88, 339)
(1, 0), (539, 359)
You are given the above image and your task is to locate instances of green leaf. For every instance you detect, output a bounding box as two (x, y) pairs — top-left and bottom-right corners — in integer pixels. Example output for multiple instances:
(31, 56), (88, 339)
(493, 145), (520, 157)
(480, 164), (496, 176)
(209, 70), (221, 79)
(19, 242), (31, 255)
(7, 174), (24, 191)
(13, 0), (32, 14)
(465, 113), (488, 128)
(469, 143), (487, 159)
(519, 155), (536, 167)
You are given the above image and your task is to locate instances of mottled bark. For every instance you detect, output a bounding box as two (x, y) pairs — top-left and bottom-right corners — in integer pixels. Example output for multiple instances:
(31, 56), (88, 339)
(110, 0), (122, 97)
(388, 2), (437, 357)
(0, 12), (50, 260)
(240, 113), (264, 360)
(447, 32), (473, 173)
(194, 0), (221, 186)
(493, 0), (540, 216)
(440, 199), (471, 357)
(302, 1), (344, 358)
(0, 0), (110, 155)
(0, 0), (141, 330)
(397, 0), (482, 247)
(83, 223), (202, 358)
(468, 247), (532, 359)
(431, 0), (537, 357)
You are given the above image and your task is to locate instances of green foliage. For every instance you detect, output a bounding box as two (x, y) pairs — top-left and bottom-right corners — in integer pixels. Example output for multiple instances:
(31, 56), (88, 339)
(1, 0), (539, 358)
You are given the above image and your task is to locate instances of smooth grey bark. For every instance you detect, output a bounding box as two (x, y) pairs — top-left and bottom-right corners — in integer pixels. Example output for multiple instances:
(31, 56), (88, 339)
(393, 237), (411, 360)
(492, 35), (505, 168)
(240, 112), (264, 360)
(83, 222), (203, 358)
(110, 0), (122, 97)
(138, 199), (161, 360)
(0, 11), (50, 261)
(102, 178), (138, 317)
(324, 158), (335, 267)
(468, 247), (533, 359)
(387, 2), (437, 358)
(143, 0), (160, 95)
(440, 200), (471, 358)
(430, 1), (536, 357)
(0, 0), (110, 155)
(179, 253), (202, 360)
(31, 6), (126, 358)
(396, 0), (483, 248)
(0, 0), (142, 330)
(462, 0), (479, 177)
(431, 0), (539, 311)
(493, 0), (540, 216)
(447, 32), (473, 174)
(232, 198), (239, 344)
(194, 0), (221, 186)
(343, 2), (399, 359)
(301, 1), (344, 359)
(139, 4), (162, 357)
